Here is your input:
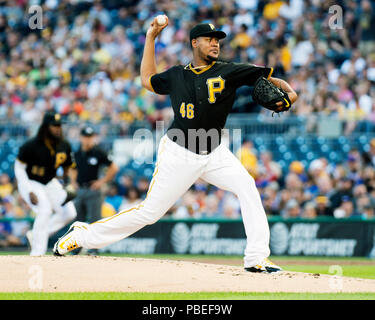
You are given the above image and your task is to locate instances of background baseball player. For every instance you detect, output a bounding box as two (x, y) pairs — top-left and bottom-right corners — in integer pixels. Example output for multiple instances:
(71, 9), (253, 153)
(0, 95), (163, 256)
(14, 112), (77, 256)
(54, 18), (297, 273)
(70, 125), (119, 254)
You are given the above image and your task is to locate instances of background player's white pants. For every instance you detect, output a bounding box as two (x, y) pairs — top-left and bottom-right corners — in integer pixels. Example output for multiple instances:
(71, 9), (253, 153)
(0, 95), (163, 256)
(76, 135), (270, 267)
(19, 178), (77, 256)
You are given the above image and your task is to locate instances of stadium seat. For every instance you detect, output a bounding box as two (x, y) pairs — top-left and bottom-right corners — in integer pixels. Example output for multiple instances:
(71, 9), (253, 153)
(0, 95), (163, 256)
(278, 144), (287, 153)
(338, 136), (348, 145)
(275, 136), (285, 145)
(359, 135), (368, 145)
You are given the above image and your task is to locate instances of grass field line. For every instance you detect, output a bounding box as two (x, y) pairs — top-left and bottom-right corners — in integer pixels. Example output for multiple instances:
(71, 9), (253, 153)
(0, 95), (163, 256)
(1, 291), (375, 300)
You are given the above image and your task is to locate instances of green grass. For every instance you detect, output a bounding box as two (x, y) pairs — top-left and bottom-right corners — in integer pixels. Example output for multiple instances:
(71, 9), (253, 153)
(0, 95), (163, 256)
(280, 264), (375, 279)
(1, 292), (375, 300)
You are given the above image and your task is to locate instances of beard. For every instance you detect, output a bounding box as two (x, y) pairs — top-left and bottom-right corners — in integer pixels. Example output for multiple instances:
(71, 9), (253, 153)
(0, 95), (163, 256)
(206, 54), (218, 62)
(46, 127), (62, 144)
(197, 47), (219, 64)
(204, 54), (218, 64)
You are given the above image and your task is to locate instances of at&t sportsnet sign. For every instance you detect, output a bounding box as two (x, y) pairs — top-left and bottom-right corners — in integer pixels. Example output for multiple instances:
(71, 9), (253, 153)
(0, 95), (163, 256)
(170, 223), (246, 255)
(90, 218), (375, 257)
(270, 222), (357, 256)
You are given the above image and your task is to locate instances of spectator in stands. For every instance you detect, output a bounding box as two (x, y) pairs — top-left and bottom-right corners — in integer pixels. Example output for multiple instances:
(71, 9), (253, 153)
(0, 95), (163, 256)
(87, 72), (114, 101)
(288, 161), (307, 183)
(283, 198), (301, 219)
(209, 188), (239, 219)
(340, 49), (367, 78)
(119, 186), (141, 212)
(258, 150), (282, 183)
(193, 183), (208, 216)
(117, 173), (135, 197)
(284, 172), (304, 205)
(173, 190), (199, 219)
(220, 192), (241, 219)
(222, 204), (240, 219)
(315, 175), (334, 200)
(202, 194), (220, 218)
(325, 94), (346, 117)
(357, 0), (375, 56)
(302, 201), (317, 219)
(262, 192), (279, 216)
(346, 154), (362, 183)
(281, 0), (304, 20)
(355, 193), (372, 217)
(361, 205), (374, 220)
(362, 138), (375, 167)
(362, 165), (375, 195)
(263, 0), (284, 21)
(291, 32), (314, 68)
(0, 173), (13, 199)
(233, 7), (254, 30)
(104, 182), (124, 213)
(3, 195), (29, 245)
(314, 195), (334, 217)
(136, 176), (150, 199)
(329, 177), (354, 210)
(0, 197), (23, 247)
(235, 139), (258, 179)
(308, 158), (329, 181)
(353, 183), (373, 209)
(333, 195), (356, 218)
(230, 24), (252, 51)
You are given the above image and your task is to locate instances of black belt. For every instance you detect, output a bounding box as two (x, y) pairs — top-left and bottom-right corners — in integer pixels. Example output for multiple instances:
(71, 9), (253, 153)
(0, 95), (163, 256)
(166, 129), (222, 155)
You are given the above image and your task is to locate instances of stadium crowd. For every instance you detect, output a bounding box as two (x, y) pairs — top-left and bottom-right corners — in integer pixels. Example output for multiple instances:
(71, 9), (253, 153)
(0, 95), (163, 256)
(0, 0), (375, 246)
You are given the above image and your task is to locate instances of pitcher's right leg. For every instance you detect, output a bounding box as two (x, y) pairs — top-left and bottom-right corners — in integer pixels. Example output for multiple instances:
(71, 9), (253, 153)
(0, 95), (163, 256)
(54, 137), (205, 255)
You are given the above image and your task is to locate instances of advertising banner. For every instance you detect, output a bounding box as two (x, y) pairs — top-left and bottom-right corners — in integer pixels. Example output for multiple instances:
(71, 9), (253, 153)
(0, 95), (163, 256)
(97, 218), (375, 257)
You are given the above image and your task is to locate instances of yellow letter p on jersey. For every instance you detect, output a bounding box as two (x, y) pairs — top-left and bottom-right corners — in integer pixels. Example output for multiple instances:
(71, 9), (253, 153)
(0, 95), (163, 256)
(206, 76), (225, 104)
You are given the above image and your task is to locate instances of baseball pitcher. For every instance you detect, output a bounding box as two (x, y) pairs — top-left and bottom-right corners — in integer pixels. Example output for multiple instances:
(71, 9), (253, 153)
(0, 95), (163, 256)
(54, 18), (297, 273)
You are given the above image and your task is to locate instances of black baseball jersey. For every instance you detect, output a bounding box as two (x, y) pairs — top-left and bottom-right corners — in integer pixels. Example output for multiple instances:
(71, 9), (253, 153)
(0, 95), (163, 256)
(74, 146), (112, 186)
(17, 137), (75, 185)
(150, 61), (273, 153)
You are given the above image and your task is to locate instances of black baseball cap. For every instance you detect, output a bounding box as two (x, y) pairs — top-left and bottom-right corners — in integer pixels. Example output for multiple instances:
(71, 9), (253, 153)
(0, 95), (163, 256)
(80, 125), (96, 137)
(190, 23), (226, 42)
(42, 112), (62, 126)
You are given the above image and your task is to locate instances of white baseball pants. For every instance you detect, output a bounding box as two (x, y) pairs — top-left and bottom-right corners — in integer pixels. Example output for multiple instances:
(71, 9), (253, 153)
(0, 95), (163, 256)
(19, 178), (77, 256)
(76, 135), (270, 267)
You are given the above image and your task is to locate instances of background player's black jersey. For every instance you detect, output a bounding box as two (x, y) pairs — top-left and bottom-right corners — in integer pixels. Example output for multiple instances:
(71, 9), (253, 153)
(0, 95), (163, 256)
(17, 137), (75, 185)
(74, 146), (112, 186)
(150, 61), (273, 153)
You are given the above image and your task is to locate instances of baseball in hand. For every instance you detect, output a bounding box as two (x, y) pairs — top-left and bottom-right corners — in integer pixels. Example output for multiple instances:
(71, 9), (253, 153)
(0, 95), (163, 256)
(156, 15), (167, 26)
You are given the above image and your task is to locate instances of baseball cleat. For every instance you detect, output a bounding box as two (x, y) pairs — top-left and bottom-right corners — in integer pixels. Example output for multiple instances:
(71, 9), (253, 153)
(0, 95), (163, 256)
(53, 222), (85, 256)
(245, 258), (282, 274)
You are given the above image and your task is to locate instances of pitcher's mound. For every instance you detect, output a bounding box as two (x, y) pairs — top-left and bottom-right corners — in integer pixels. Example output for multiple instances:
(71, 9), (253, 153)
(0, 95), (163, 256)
(1, 255), (374, 293)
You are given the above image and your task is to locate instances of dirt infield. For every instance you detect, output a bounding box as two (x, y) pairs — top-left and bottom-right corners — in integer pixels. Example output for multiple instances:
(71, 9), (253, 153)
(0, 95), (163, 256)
(1, 256), (375, 293)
